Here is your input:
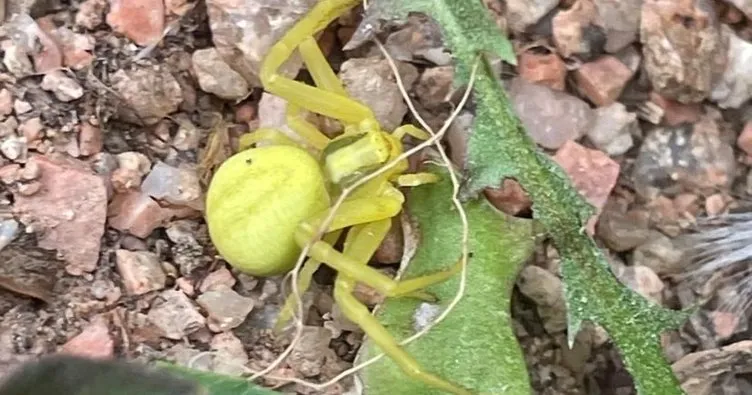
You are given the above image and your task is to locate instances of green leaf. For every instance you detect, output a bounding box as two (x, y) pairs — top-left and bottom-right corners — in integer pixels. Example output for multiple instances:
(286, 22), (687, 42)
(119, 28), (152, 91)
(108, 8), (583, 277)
(462, 42), (691, 395)
(358, 0), (515, 82)
(358, 164), (536, 394)
(157, 362), (282, 395)
(359, 0), (691, 393)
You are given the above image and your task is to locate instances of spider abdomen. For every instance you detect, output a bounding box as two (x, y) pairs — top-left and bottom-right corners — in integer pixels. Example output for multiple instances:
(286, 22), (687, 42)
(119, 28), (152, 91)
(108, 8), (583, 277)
(205, 145), (331, 276)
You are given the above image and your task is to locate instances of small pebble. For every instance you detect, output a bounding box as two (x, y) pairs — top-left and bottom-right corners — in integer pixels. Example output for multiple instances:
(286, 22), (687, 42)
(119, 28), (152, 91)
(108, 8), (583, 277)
(107, 192), (169, 238)
(552, 0), (606, 60)
(147, 290), (206, 340)
(192, 48), (250, 100)
(517, 266), (567, 333)
(507, 77), (595, 149)
(175, 277), (195, 296)
(596, 205), (651, 252)
(574, 55), (634, 106)
(553, 141), (620, 235)
(0, 89), (13, 116)
(17, 181), (41, 196)
(79, 122), (103, 156)
(484, 179), (532, 216)
(2, 45), (34, 77)
(506, 0), (559, 33)
(631, 231), (684, 275)
(199, 267), (236, 293)
(106, 0), (165, 46)
(60, 316), (114, 359)
(196, 284), (254, 332)
(209, 332), (249, 376)
(586, 102), (637, 156)
(40, 71), (84, 102)
(115, 249), (167, 295)
(339, 56), (418, 131)
(20, 160), (40, 180)
(640, 0), (728, 103)
(76, 0), (107, 29)
(234, 103), (256, 123)
(111, 66), (183, 125)
(1, 136), (27, 161)
(632, 118), (735, 199)
(116, 151), (151, 175)
(710, 25), (752, 109)
(595, 0), (642, 52)
(0, 118), (18, 138)
(517, 48), (567, 91)
(13, 100), (32, 115)
(141, 161), (203, 210)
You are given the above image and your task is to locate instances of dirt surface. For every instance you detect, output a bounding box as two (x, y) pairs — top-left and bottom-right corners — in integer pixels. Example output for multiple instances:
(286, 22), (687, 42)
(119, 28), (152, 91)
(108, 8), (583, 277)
(0, 0), (750, 394)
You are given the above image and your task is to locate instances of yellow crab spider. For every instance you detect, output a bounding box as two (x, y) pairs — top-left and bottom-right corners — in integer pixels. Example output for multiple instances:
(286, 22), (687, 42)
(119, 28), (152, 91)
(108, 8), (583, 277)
(204, 0), (471, 394)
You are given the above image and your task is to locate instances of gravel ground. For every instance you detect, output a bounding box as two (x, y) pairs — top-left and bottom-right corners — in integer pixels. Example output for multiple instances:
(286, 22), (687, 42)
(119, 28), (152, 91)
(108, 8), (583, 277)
(0, 0), (751, 394)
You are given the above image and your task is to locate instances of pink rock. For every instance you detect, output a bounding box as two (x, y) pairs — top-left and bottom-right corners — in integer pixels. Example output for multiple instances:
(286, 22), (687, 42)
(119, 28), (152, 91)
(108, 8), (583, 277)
(79, 122), (103, 156)
(206, 0), (318, 88)
(76, 0), (108, 29)
(517, 48), (567, 91)
(0, 89), (12, 116)
(649, 92), (702, 126)
(0, 164), (20, 184)
(484, 179), (532, 216)
(704, 193), (731, 216)
(37, 16), (94, 70)
(199, 267), (237, 293)
(111, 168), (143, 192)
(737, 121), (752, 157)
(116, 249), (166, 295)
(13, 154), (107, 275)
(141, 162), (204, 211)
(110, 67), (183, 125)
(60, 316), (114, 359)
(552, 0), (603, 59)
(106, 0), (165, 46)
(508, 77), (595, 149)
(175, 277), (195, 295)
(32, 17), (64, 73)
(234, 102), (256, 123)
(574, 55), (634, 106)
(165, 0), (193, 16)
(710, 311), (740, 340)
(553, 141), (620, 235)
(108, 192), (168, 238)
(640, 0), (728, 103)
(19, 118), (44, 144)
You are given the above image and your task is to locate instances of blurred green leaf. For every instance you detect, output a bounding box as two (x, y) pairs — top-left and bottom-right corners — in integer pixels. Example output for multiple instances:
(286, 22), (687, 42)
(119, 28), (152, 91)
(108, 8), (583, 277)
(0, 356), (281, 395)
(157, 362), (282, 395)
(358, 164), (536, 394)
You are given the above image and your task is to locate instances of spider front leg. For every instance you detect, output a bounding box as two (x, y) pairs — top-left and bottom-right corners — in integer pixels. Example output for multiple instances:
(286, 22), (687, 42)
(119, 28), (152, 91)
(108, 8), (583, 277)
(260, 0), (377, 126)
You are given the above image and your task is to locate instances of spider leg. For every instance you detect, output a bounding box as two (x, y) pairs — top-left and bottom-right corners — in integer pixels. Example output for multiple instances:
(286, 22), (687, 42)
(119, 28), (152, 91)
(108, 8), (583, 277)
(238, 127), (298, 150)
(285, 104), (330, 150)
(392, 124), (431, 140)
(333, 219), (472, 395)
(294, 196), (462, 299)
(281, 21), (370, 150)
(260, 0), (377, 125)
(395, 173), (441, 187)
(273, 229), (343, 333)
